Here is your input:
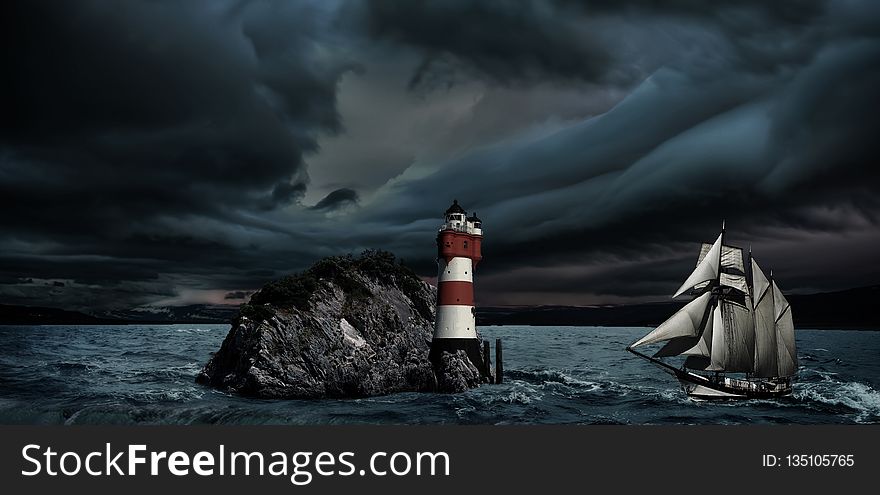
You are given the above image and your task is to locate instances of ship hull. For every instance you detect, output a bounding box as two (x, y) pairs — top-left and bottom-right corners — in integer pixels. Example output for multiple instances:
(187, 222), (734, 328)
(627, 347), (792, 400)
(674, 368), (792, 400)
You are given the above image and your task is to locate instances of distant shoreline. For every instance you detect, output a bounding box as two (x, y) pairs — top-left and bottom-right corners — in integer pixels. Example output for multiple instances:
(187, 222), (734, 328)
(2, 285), (877, 329)
(0, 322), (877, 331)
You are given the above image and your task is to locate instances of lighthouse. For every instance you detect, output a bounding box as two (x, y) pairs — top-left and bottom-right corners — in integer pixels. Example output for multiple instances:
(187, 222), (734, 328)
(429, 199), (485, 371)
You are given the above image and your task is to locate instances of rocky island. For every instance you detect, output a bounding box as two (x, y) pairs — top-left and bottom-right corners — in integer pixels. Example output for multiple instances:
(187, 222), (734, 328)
(197, 250), (485, 398)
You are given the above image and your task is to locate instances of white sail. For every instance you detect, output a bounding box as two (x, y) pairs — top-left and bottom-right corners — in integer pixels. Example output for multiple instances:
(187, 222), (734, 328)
(697, 243), (745, 273)
(694, 243), (748, 294)
(773, 280), (797, 377)
(720, 273), (749, 294)
(752, 258), (770, 302)
(659, 298), (755, 373)
(631, 291), (713, 348)
(751, 259), (778, 378)
(717, 298), (755, 372)
(656, 301), (714, 358)
(679, 302), (723, 371)
(673, 234), (722, 298)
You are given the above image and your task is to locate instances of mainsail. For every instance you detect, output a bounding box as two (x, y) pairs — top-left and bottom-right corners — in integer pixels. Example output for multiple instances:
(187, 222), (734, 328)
(718, 298), (755, 372)
(631, 228), (797, 380)
(658, 299), (754, 373)
(751, 259), (778, 378)
(774, 280), (798, 377)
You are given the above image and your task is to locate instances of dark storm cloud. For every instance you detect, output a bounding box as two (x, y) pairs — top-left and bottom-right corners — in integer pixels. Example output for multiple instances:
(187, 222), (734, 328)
(311, 188), (360, 211)
(359, 0), (612, 88)
(558, 0), (826, 24)
(1, 0), (355, 221)
(358, 0), (828, 89)
(369, 37), (880, 262)
(1, 0), (358, 308)
(1, 0), (878, 310)
(1, 1), (353, 222)
(353, 0), (880, 303)
(264, 182), (308, 211)
(224, 290), (252, 300)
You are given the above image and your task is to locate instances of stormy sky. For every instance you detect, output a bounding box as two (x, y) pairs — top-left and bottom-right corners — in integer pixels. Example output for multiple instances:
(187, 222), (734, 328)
(2, 0), (879, 311)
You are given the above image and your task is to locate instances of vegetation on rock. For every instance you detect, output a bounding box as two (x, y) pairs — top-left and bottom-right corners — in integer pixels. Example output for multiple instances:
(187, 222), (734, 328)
(243, 249), (427, 317)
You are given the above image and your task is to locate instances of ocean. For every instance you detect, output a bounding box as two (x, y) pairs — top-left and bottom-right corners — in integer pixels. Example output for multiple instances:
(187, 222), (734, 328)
(1, 325), (878, 425)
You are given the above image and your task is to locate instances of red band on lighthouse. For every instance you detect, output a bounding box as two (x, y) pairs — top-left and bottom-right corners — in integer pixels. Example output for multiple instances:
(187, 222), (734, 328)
(437, 281), (475, 306)
(438, 231), (482, 266)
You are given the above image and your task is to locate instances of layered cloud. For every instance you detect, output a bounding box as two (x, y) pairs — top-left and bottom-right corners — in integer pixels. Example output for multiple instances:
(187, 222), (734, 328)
(1, 0), (878, 310)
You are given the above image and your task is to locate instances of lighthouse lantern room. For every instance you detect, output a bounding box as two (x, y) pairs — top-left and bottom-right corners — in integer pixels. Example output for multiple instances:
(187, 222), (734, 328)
(429, 200), (485, 372)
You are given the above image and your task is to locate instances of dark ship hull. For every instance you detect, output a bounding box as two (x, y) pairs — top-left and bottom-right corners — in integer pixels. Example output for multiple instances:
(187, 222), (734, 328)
(628, 347), (792, 399)
(674, 368), (792, 399)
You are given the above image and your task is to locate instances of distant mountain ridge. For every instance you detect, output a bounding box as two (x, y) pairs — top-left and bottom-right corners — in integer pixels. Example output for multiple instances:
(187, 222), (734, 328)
(93, 304), (239, 324)
(1, 285), (877, 329)
(0, 304), (238, 325)
(0, 304), (122, 325)
(478, 285), (880, 330)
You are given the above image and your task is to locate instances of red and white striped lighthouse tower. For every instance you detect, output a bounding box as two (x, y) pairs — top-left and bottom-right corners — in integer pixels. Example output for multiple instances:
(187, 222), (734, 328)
(429, 199), (484, 370)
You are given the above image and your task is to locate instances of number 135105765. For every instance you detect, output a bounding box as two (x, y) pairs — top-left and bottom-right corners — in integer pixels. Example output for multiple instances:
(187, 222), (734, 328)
(762, 454), (854, 467)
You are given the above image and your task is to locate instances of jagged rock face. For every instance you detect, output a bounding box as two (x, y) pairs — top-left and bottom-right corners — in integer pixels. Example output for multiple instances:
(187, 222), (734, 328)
(197, 251), (482, 398)
(434, 350), (483, 393)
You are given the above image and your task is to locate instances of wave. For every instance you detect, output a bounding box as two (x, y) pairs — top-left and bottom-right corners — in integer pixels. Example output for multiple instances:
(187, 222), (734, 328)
(174, 327), (223, 334)
(127, 387), (206, 403)
(794, 379), (880, 423)
(505, 369), (599, 389)
(126, 362), (203, 381)
(479, 382), (544, 406)
(51, 362), (96, 372)
(120, 349), (185, 359)
(513, 387), (545, 404)
(502, 368), (693, 410)
(5, 325), (880, 425)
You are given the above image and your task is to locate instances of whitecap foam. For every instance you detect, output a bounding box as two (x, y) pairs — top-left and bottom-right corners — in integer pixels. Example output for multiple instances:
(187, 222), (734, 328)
(167, 362), (203, 374)
(126, 387), (206, 403)
(795, 380), (880, 423)
(485, 380), (544, 405)
(514, 368), (599, 389)
(454, 405), (476, 419)
(174, 327), (218, 334)
(505, 390), (534, 404)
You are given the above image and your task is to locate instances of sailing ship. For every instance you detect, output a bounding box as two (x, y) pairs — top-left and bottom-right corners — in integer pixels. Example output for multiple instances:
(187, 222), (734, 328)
(626, 223), (798, 399)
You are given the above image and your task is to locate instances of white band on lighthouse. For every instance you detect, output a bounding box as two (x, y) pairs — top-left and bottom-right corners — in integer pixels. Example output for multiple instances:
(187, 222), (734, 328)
(434, 305), (476, 339)
(438, 258), (473, 283)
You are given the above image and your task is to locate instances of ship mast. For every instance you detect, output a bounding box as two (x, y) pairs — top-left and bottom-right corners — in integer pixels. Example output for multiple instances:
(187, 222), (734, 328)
(747, 244), (753, 289)
(747, 244), (753, 380)
(718, 220), (725, 293)
(713, 221), (724, 377)
(704, 220), (724, 377)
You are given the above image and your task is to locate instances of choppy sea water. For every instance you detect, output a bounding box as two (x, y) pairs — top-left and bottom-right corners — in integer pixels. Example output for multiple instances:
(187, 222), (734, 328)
(0, 325), (878, 425)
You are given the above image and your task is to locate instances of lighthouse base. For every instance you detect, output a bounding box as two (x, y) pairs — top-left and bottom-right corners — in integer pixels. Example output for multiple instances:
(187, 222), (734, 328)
(429, 338), (486, 377)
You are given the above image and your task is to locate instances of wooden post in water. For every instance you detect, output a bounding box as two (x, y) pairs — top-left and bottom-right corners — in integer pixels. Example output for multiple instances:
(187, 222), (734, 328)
(495, 338), (503, 384)
(482, 340), (491, 379)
